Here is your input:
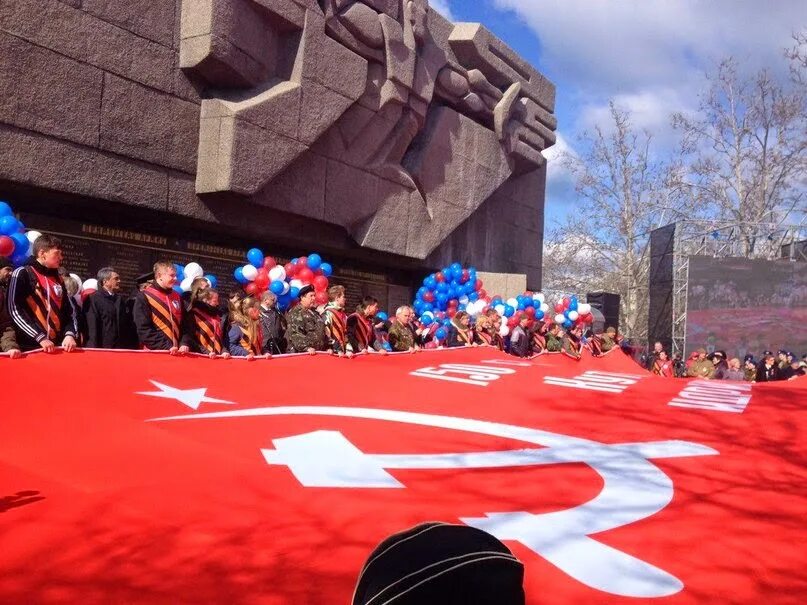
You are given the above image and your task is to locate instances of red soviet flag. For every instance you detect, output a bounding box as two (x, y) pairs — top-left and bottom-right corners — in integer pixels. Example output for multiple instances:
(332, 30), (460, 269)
(1, 348), (805, 604)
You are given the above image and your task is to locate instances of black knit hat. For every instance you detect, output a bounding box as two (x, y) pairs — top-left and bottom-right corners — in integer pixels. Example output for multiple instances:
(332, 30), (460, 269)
(352, 522), (524, 605)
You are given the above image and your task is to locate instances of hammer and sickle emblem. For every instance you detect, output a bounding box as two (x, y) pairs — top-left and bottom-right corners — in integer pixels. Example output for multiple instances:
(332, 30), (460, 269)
(152, 405), (718, 598)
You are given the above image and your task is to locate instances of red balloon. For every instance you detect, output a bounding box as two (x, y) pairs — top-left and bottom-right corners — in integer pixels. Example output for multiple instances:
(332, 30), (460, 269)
(447, 309), (456, 318)
(461, 269), (470, 283)
(298, 267), (314, 284)
(475, 279), (484, 290)
(315, 291), (328, 305)
(0, 235), (14, 256)
(478, 288), (487, 299)
(554, 302), (564, 313)
(244, 283), (258, 295)
(254, 272), (269, 290)
(562, 296), (570, 307)
(525, 307), (536, 317)
(297, 256), (308, 267)
(284, 263), (295, 276)
(447, 299), (458, 309)
(313, 275), (329, 292)
(423, 291), (435, 302)
(263, 257), (277, 270)
(435, 272), (445, 283)
(80, 288), (96, 303)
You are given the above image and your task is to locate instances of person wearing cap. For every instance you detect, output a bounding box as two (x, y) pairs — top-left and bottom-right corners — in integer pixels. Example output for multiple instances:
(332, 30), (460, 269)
(754, 352), (780, 382)
(0, 257), (21, 358)
(743, 355), (757, 381)
(7, 235), (78, 353)
(132, 260), (189, 354)
(687, 348), (715, 378)
(286, 284), (328, 354)
(352, 522), (525, 605)
(711, 350), (729, 379)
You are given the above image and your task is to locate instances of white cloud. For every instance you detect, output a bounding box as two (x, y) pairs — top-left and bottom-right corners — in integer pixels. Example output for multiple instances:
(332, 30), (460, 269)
(430, 0), (455, 21)
(492, 0), (806, 94)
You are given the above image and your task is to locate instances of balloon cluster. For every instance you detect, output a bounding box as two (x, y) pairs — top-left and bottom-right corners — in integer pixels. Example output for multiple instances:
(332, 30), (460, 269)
(234, 248), (333, 311)
(172, 262), (219, 295)
(488, 291), (550, 337)
(551, 295), (593, 329)
(0, 200), (43, 266)
(413, 263), (492, 342)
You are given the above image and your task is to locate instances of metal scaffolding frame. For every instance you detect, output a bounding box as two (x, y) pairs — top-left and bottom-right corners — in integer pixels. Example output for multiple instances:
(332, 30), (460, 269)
(668, 219), (807, 358)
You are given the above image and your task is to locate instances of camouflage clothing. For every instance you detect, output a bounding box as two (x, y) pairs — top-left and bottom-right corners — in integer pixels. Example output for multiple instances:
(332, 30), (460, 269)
(562, 334), (582, 359)
(599, 333), (618, 353)
(687, 358), (715, 379)
(286, 304), (327, 353)
(388, 319), (416, 352)
(546, 332), (562, 352)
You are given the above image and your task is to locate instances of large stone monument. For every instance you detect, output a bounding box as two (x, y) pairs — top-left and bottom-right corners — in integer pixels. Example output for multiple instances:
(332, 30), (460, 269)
(0, 0), (555, 287)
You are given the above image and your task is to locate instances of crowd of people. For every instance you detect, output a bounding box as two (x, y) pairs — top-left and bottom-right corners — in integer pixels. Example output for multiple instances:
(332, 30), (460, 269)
(641, 341), (806, 382)
(1, 236), (805, 385)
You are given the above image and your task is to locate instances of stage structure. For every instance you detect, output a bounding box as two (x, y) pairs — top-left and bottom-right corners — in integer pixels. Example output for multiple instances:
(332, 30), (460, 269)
(649, 219), (807, 359)
(0, 0), (556, 303)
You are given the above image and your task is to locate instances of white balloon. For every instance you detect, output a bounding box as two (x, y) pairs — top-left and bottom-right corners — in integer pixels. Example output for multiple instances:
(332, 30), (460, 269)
(499, 323), (510, 337)
(70, 274), (83, 293)
(290, 279), (304, 289)
(82, 278), (98, 292)
(25, 230), (43, 244)
(533, 292), (545, 303)
(180, 276), (194, 292)
(554, 313), (566, 324)
(281, 281), (290, 295)
(184, 262), (204, 279)
(268, 266), (286, 282)
(241, 264), (258, 281)
(568, 310), (579, 321)
(578, 303), (591, 315)
(459, 295), (470, 305)
(494, 304), (505, 315)
(506, 297), (518, 308)
(423, 311), (434, 320)
(541, 303), (549, 313)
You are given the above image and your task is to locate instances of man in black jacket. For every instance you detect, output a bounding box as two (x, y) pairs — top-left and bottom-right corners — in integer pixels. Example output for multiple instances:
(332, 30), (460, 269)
(83, 267), (135, 349)
(259, 291), (287, 354)
(7, 235), (78, 353)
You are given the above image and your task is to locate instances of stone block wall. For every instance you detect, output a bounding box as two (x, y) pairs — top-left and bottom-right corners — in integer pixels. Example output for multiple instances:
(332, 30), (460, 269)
(0, 0), (555, 289)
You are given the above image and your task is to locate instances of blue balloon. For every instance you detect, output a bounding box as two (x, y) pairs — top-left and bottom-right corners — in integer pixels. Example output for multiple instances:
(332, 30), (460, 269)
(307, 253), (322, 270)
(536, 310), (545, 320)
(270, 280), (285, 294)
(246, 248), (264, 267)
(435, 327), (447, 340)
(10, 232), (28, 254)
(524, 298), (535, 308)
(564, 310), (571, 319)
(420, 315), (434, 326)
(0, 215), (20, 236)
(290, 286), (300, 299)
(174, 263), (185, 280)
(291, 258), (299, 264)
(320, 262), (333, 277)
(468, 291), (479, 302)
(503, 305), (515, 318)
(11, 249), (28, 266)
(563, 319), (573, 329)
(458, 304), (466, 312)
(0, 201), (12, 217)
(517, 301), (526, 311)
(424, 276), (437, 290)
(422, 302), (434, 313)
(569, 296), (578, 311)
(436, 282), (449, 293)
(234, 267), (248, 284)
(173, 285), (184, 295)
(203, 274), (218, 289)
(376, 311), (388, 321)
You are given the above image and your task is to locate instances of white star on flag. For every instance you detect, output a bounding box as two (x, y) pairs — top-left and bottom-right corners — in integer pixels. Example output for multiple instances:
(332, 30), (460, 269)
(136, 380), (234, 410)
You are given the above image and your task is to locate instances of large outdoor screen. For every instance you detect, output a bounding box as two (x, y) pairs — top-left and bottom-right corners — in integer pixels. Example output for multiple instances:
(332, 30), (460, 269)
(685, 256), (807, 359)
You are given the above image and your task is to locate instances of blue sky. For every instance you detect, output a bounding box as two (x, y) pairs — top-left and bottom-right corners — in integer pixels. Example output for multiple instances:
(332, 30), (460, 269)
(431, 0), (807, 225)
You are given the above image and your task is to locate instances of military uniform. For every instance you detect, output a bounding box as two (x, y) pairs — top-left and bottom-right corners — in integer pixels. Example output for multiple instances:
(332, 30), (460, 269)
(562, 334), (582, 359)
(687, 358), (715, 379)
(545, 332), (562, 352)
(388, 319), (419, 352)
(286, 304), (327, 353)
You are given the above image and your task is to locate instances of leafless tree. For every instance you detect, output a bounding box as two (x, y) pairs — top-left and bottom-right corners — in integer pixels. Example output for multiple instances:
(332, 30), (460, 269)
(544, 102), (692, 338)
(671, 58), (807, 256)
